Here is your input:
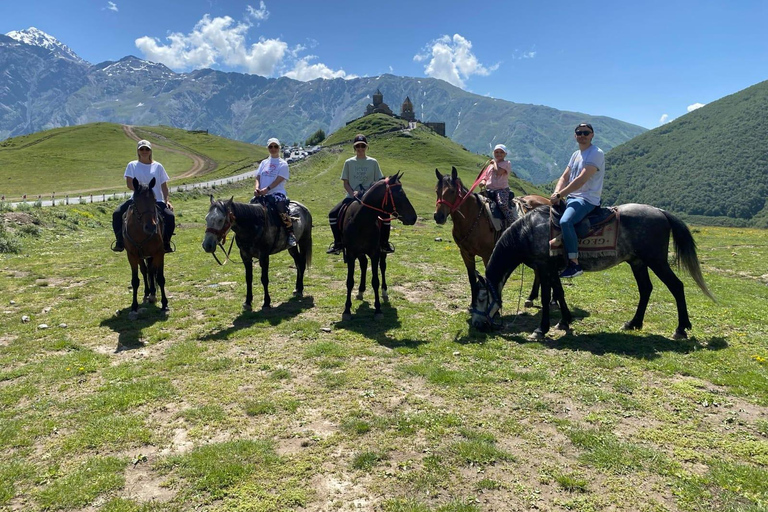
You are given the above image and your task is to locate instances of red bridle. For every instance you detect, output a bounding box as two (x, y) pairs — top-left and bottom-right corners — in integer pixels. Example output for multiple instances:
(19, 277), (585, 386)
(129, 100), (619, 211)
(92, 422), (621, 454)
(361, 178), (403, 222)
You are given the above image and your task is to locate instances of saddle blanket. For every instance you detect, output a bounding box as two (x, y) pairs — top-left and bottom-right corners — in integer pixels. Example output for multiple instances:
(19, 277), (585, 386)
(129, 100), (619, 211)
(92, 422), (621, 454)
(550, 214), (619, 259)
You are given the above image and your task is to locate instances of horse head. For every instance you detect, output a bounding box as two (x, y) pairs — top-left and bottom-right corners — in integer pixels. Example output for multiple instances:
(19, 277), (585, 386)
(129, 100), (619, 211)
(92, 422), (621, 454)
(470, 271), (502, 331)
(434, 166), (466, 223)
(361, 173), (417, 225)
(202, 195), (233, 253)
(131, 177), (158, 236)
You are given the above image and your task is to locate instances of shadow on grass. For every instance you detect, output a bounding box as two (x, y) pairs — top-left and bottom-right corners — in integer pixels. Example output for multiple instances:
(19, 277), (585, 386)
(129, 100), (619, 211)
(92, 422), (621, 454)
(99, 305), (170, 351)
(335, 300), (429, 350)
(199, 295), (315, 341)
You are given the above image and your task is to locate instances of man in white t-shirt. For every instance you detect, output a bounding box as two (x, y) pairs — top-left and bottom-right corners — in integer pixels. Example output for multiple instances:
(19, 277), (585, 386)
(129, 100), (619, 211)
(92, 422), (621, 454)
(111, 140), (175, 253)
(251, 137), (296, 247)
(550, 123), (605, 278)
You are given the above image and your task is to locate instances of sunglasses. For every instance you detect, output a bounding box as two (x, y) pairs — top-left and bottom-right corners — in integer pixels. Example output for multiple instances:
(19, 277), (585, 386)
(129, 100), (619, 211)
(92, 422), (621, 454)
(138, 147), (151, 151)
(575, 131), (592, 136)
(268, 145), (279, 149)
(354, 144), (367, 149)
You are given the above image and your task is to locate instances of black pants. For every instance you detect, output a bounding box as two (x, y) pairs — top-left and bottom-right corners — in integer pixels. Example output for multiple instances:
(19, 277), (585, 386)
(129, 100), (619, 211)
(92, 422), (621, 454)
(112, 199), (175, 243)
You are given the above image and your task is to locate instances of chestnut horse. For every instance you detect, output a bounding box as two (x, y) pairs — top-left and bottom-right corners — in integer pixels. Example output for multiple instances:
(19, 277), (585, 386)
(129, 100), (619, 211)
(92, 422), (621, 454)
(122, 177), (168, 317)
(433, 166), (552, 310)
(339, 173), (417, 321)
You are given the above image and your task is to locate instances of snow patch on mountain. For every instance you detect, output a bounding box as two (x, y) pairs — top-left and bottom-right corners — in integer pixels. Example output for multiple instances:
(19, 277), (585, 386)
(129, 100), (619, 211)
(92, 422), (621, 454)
(6, 27), (88, 65)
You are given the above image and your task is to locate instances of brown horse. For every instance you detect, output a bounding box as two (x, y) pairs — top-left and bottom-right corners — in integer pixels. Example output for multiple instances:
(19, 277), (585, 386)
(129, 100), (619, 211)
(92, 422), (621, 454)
(339, 173), (417, 321)
(123, 177), (168, 318)
(434, 166), (552, 310)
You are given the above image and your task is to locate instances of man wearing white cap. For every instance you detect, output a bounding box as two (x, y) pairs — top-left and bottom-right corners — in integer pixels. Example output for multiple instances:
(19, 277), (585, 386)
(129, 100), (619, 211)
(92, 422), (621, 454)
(252, 138), (296, 247)
(111, 139), (175, 253)
(479, 143), (515, 224)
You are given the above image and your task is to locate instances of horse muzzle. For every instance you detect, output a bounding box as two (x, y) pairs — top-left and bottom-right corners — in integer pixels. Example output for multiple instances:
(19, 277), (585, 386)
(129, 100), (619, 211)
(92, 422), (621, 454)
(434, 212), (447, 224)
(201, 236), (217, 253)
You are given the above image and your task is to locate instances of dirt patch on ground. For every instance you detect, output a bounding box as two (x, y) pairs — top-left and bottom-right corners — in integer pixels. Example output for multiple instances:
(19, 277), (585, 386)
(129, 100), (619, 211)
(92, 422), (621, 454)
(2, 212), (37, 227)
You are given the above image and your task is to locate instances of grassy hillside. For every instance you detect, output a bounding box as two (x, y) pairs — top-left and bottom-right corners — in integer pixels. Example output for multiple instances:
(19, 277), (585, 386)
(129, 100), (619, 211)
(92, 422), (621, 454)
(1, 153), (767, 510)
(604, 80), (768, 227)
(0, 123), (268, 200)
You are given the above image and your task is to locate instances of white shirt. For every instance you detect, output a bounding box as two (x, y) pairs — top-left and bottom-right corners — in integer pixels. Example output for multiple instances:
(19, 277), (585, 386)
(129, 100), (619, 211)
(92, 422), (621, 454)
(124, 160), (169, 203)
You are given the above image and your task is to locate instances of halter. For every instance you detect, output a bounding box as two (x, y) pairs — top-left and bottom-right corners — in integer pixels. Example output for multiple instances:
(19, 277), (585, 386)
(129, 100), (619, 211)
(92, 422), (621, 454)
(471, 278), (503, 329)
(205, 205), (236, 265)
(435, 168), (488, 215)
(361, 178), (402, 222)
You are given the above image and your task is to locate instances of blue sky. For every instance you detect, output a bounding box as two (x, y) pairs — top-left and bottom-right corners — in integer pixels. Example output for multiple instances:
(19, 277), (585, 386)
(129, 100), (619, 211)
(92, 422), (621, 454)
(3, 0), (767, 129)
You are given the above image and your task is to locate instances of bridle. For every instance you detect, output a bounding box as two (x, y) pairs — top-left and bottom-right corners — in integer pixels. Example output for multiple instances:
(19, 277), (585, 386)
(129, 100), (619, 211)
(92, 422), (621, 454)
(361, 177), (403, 222)
(435, 178), (469, 215)
(205, 204), (236, 265)
(471, 278), (503, 329)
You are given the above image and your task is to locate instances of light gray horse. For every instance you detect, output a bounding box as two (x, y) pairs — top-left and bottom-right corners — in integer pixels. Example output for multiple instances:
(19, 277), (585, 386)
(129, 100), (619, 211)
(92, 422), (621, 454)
(471, 204), (715, 339)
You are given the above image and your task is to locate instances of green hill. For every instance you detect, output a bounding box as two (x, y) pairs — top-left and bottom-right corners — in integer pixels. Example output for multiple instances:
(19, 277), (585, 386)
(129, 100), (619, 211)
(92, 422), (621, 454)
(0, 123), (268, 200)
(603, 80), (768, 227)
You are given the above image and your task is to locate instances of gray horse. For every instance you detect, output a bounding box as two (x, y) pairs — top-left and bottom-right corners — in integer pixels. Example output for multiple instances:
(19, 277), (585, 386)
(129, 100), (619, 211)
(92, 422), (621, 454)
(202, 196), (312, 310)
(471, 204), (715, 339)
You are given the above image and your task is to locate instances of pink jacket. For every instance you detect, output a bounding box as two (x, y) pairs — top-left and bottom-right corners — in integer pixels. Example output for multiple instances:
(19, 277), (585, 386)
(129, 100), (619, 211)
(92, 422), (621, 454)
(481, 160), (511, 190)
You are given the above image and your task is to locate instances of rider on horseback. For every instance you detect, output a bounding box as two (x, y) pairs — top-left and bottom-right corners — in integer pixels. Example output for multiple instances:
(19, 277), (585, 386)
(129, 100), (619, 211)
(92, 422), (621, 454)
(550, 123), (605, 278)
(111, 139), (175, 253)
(479, 143), (515, 225)
(252, 138), (296, 248)
(326, 134), (395, 255)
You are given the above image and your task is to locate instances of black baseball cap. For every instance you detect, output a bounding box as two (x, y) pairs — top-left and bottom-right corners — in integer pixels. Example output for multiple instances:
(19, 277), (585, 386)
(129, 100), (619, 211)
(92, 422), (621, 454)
(353, 134), (368, 146)
(575, 123), (594, 134)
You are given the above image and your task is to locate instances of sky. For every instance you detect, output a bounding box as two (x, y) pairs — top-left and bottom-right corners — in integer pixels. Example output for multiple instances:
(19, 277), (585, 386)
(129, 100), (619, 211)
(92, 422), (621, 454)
(2, 0), (767, 129)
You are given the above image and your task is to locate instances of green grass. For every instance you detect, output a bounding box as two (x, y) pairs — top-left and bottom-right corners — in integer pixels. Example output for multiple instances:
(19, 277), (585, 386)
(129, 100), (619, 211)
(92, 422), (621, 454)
(0, 122), (268, 199)
(0, 116), (767, 510)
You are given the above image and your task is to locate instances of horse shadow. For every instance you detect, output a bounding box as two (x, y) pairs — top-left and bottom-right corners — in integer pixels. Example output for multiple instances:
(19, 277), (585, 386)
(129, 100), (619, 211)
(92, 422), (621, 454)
(199, 295), (315, 341)
(336, 301), (429, 350)
(99, 305), (170, 352)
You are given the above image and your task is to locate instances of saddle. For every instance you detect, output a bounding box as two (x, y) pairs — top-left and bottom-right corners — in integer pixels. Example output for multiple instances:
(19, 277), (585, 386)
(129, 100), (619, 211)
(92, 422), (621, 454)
(480, 191), (516, 232)
(549, 202), (620, 258)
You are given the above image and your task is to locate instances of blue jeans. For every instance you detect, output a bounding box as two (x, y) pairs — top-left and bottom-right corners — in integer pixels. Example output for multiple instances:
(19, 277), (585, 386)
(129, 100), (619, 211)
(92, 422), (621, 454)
(561, 197), (597, 260)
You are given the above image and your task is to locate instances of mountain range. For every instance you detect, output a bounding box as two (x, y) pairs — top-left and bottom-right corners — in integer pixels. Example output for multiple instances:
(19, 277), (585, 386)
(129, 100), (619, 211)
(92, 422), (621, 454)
(0, 27), (646, 184)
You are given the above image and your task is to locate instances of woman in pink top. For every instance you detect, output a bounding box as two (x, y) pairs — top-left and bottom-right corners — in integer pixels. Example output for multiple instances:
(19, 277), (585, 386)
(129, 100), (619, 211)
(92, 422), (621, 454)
(480, 144), (514, 223)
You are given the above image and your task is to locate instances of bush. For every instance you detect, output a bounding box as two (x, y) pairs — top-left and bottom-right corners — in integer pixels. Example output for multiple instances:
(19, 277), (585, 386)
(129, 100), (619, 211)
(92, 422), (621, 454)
(0, 225), (22, 253)
(305, 129), (326, 146)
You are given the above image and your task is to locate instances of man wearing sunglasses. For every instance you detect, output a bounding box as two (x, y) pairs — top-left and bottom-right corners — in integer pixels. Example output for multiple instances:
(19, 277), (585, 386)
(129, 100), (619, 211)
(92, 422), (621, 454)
(111, 139), (175, 253)
(326, 134), (394, 255)
(549, 123), (605, 278)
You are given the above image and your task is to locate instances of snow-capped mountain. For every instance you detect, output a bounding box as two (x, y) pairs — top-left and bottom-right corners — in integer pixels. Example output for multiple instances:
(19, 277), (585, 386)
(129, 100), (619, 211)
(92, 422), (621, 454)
(5, 27), (88, 65)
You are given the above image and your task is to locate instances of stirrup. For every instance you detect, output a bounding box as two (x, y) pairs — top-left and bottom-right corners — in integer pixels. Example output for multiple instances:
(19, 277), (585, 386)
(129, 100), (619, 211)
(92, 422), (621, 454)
(326, 242), (342, 255)
(164, 241), (175, 254)
(380, 242), (395, 254)
(111, 240), (124, 252)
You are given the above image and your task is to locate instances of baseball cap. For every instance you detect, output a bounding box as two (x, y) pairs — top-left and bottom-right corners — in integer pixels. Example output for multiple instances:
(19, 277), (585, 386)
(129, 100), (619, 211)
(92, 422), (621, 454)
(493, 144), (508, 154)
(267, 137), (280, 147)
(137, 140), (152, 150)
(353, 134), (368, 146)
(575, 123), (594, 133)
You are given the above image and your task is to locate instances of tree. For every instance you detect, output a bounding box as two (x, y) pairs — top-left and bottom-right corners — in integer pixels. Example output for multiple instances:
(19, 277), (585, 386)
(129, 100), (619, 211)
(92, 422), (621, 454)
(305, 129), (326, 147)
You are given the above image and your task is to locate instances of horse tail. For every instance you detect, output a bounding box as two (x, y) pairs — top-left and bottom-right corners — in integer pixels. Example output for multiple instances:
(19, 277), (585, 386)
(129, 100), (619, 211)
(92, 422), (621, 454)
(662, 210), (716, 302)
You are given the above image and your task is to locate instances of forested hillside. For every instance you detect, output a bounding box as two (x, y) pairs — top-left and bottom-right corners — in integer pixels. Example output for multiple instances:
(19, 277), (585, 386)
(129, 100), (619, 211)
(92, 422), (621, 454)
(603, 80), (768, 227)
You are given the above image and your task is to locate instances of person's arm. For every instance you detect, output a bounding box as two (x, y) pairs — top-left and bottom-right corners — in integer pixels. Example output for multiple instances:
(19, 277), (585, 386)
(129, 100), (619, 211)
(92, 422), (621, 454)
(550, 166), (571, 204)
(264, 176), (286, 193)
(161, 182), (170, 204)
(125, 177), (134, 191)
(342, 179), (356, 197)
(559, 165), (598, 197)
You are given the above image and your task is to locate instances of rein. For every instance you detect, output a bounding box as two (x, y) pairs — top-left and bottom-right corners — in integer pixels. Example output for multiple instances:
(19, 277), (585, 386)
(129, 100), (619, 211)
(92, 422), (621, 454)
(361, 179), (402, 222)
(436, 170), (487, 215)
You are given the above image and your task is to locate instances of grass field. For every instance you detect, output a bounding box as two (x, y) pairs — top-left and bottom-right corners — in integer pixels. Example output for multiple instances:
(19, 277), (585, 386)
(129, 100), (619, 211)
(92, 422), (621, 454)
(0, 123), (269, 200)
(1, 119), (767, 511)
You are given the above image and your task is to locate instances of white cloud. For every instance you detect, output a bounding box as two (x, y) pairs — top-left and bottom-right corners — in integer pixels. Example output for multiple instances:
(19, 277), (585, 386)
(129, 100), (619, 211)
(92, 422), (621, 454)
(687, 102), (705, 112)
(106, 1), (118, 11)
(284, 56), (353, 81)
(659, 114), (670, 125)
(414, 34), (498, 88)
(246, 2), (269, 21)
(135, 6), (345, 80)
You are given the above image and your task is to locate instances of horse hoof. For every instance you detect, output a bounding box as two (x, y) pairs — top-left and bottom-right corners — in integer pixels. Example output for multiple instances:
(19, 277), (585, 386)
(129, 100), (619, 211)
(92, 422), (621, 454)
(382, 290), (389, 301)
(242, 303), (252, 312)
(293, 290), (303, 298)
(162, 308), (170, 316)
(261, 304), (271, 311)
(355, 293), (364, 301)
(148, 295), (157, 304)
(554, 322), (570, 332)
(524, 300), (534, 308)
(374, 312), (384, 321)
(342, 313), (353, 321)
(672, 330), (688, 340)
(128, 311), (139, 321)
(527, 331), (544, 341)
(622, 322), (640, 331)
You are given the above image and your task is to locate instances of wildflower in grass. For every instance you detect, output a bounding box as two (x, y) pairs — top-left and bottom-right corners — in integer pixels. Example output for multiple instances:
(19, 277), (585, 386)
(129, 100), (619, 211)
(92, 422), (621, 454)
(751, 355), (766, 365)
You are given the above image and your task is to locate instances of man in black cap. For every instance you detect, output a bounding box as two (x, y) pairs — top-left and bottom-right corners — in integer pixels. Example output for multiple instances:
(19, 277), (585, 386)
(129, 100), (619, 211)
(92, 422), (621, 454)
(326, 134), (395, 254)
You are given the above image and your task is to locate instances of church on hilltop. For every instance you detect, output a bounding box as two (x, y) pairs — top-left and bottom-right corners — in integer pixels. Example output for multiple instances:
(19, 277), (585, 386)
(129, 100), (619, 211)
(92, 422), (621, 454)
(350, 89), (445, 137)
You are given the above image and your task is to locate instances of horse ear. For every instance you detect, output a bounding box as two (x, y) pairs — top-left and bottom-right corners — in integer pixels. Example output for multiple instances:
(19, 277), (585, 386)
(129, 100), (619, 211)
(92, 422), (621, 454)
(228, 196), (234, 204)
(474, 271), (486, 287)
(148, 177), (156, 189)
(435, 168), (443, 180)
(209, 194), (215, 205)
(132, 177), (140, 190)
(451, 166), (458, 181)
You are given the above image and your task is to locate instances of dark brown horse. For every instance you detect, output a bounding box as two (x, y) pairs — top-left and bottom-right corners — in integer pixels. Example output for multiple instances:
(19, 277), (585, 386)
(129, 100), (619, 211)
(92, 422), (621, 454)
(433, 166), (552, 309)
(202, 196), (313, 310)
(339, 173), (417, 321)
(122, 177), (168, 318)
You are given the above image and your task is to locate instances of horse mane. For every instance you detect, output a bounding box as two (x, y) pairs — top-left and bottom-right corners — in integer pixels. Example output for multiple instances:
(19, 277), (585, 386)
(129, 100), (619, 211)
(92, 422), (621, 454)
(226, 200), (267, 226)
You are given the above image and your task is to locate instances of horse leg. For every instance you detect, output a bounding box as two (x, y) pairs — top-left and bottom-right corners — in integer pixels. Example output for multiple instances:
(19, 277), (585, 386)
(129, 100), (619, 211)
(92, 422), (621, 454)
(129, 256), (140, 319)
(291, 247), (305, 298)
(242, 255), (254, 311)
(460, 249), (477, 310)
(526, 270), (541, 308)
(530, 273), (554, 339)
(139, 259), (152, 303)
(259, 255), (271, 309)
(648, 260), (691, 339)
(156, 260), (168, 312)
(380, 253), (388, 302)
(356, 255), (367, 300)
(623, 262), (653, 332)
(343, 257), (356, 321)
(552, 277), (572, 332)
(371, 252), (383, 320)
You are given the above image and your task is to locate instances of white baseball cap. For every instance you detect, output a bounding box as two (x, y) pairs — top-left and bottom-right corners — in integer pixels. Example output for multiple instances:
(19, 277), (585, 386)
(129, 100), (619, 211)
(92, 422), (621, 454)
(267, 138), (280, 147)
(493, 144), (508, 154)
(137, 140), (152, 150)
